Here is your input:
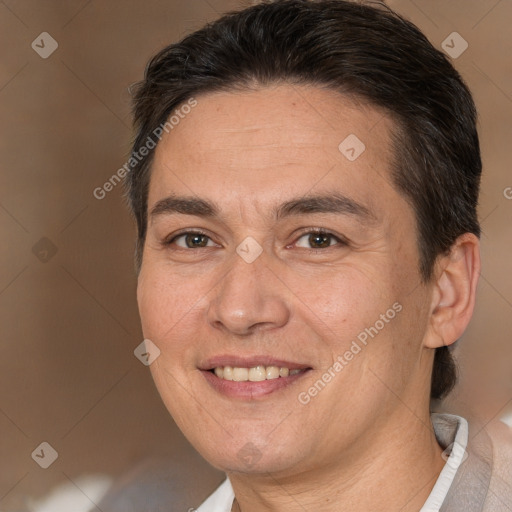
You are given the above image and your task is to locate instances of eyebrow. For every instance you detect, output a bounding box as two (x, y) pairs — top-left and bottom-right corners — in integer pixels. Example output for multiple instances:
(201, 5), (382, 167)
(149, 193), (375, 223)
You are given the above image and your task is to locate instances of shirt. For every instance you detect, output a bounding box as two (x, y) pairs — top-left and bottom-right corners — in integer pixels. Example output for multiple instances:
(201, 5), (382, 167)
(196, 413), (503, 512)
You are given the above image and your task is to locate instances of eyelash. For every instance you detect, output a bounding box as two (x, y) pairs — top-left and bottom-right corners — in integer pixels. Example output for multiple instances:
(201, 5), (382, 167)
(162, 228), (348, 251)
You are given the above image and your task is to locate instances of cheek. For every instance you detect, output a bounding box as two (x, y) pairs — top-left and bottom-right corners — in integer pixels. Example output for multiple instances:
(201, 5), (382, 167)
(297, 266), (393, 336)
(279, 269), (400, 395)
(309, 267), (414, 380)
(137, 264), (207, 347)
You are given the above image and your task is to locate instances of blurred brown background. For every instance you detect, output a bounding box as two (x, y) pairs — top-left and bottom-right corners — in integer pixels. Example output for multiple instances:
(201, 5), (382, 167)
(0, 0), (511, 510)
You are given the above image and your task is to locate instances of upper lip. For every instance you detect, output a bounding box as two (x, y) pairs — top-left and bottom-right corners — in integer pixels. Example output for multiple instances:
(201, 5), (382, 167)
(199, 355), (311, 371)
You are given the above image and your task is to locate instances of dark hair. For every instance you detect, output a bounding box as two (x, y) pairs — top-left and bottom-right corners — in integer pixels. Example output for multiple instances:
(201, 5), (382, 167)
(125, 0), (481, 400)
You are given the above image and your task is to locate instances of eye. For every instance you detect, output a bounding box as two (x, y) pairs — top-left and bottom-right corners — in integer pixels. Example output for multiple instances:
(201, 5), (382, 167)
(162, 229), (346, 251)
(165, 231), (217, 249)
(294, 230), (345, 250)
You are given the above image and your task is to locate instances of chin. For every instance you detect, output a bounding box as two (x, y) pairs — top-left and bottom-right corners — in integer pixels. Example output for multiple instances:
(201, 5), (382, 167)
(197, 437), (310, 476)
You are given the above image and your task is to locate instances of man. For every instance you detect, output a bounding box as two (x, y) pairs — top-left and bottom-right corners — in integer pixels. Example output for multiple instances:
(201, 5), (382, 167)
(122, 0), (511, 510)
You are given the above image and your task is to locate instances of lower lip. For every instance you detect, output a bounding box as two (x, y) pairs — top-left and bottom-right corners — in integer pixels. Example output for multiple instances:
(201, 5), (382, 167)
(201, 369), (311, 399)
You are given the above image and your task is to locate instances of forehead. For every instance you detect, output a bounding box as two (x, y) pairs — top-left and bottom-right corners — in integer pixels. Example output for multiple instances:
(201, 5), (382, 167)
(148, 84), (399, 217)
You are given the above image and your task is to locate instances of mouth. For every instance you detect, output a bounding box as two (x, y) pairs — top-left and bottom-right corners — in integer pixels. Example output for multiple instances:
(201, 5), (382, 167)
(199, 357), (312, 399)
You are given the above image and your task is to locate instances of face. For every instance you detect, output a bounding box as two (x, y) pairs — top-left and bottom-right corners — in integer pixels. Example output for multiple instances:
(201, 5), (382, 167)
(137, 85), (436, 476)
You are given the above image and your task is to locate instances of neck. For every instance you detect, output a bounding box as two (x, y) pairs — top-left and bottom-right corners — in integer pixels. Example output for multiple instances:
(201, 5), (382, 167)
(229, 410), (445, 512)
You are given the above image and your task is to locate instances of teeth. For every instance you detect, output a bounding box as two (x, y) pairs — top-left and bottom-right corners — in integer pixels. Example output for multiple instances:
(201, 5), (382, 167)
(233, 367), (249, 382)
(266, 366), (280, 380)
(212, 365), (305, 381)
(249, 366), (266, 382)
(223, 366), (234, 381)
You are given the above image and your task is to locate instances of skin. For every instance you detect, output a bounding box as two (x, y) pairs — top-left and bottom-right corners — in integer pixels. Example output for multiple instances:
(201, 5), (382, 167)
(137, 84), (480, 511)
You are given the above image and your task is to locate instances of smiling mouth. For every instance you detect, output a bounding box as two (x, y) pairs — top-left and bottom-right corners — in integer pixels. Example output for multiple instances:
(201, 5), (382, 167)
(201, 363), (312, 399)
(210, 365), (309, 382)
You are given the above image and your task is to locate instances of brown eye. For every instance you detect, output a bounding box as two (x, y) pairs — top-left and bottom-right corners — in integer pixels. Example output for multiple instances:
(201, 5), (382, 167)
(295, 231), (342, 249)
(309, 233), (332, 248)
(168, 232), (215, 248)
(184, 234), (209, 248)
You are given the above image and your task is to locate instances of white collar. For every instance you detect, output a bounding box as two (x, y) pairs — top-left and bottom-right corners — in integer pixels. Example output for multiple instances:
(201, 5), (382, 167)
(420, 413), (469, 511)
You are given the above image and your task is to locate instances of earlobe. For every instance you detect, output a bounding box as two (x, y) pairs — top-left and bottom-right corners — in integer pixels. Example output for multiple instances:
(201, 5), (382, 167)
(424, 233), (481, 349)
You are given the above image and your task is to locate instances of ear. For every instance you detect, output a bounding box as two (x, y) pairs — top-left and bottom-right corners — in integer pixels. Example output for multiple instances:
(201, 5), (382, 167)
(424, 233), (481, 349)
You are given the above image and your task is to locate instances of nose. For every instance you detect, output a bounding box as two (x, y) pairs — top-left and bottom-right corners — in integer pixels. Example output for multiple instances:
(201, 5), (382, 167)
(207, 251), (290, 337)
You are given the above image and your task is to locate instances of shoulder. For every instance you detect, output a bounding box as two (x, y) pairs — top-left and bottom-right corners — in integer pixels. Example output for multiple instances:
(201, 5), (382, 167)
(484, 418), (512, 511)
